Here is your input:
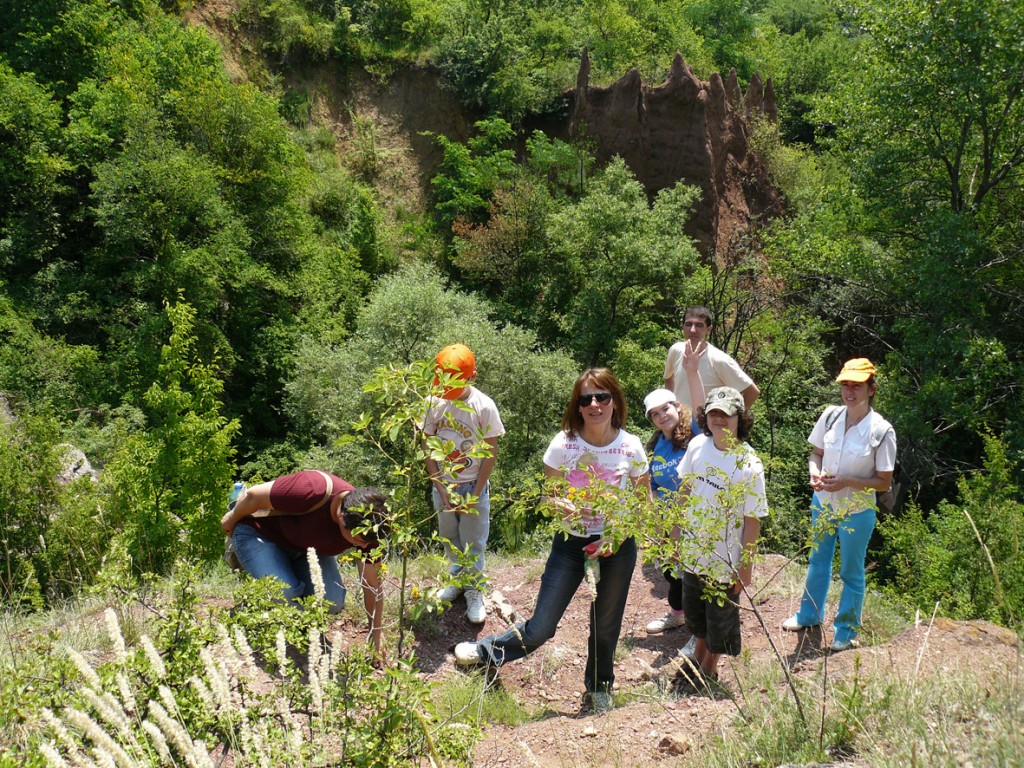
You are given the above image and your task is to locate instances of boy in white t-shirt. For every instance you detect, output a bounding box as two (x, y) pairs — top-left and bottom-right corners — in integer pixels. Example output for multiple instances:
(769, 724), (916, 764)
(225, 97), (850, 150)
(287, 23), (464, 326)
(423, 344), (505, 623)
(676, 386), (768, 684)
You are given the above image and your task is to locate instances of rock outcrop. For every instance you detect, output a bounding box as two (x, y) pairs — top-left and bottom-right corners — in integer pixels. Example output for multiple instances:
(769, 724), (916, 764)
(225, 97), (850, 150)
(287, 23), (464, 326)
(569, 51), (784, 261)
(58, 444), (99, 484)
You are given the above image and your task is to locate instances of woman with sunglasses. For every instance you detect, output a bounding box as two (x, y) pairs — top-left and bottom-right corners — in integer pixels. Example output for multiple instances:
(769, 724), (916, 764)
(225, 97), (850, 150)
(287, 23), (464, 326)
(454, 368), (649, 714)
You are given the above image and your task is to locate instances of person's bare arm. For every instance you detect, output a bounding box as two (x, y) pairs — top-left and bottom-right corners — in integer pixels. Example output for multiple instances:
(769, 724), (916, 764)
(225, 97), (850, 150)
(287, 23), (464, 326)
(467, 437), (499, 511)
(221, 481), (275, 533)
(734, 515), (761, 591)
(358, 561), (386, 665)
(741, 382), (760, 410)
(682, 340), (707, 411)
(809, 446), (825, 490)
(423, 447), (451, 509)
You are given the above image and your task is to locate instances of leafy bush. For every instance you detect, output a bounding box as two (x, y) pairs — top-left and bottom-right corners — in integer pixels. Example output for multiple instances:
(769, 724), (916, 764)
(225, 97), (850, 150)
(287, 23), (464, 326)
(101, 300), (238, 573)
(878, 434), (1024, 627)
(284, 262), (578, 549)
(235, 0), (341, 64)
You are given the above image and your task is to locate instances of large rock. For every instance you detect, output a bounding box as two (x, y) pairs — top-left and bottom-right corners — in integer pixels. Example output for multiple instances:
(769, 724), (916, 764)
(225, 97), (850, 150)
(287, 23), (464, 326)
(58, 444), (99, 484)
(569, 51), (784, 261)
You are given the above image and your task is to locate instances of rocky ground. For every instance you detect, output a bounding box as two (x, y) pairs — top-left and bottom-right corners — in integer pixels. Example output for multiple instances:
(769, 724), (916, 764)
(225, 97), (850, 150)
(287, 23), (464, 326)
(377, 554), (1022, 767)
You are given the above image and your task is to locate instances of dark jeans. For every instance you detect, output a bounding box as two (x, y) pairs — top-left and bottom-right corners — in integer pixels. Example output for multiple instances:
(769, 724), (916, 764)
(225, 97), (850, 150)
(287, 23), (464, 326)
(477, 533), (637, 692)
(664, 568), (683, 611)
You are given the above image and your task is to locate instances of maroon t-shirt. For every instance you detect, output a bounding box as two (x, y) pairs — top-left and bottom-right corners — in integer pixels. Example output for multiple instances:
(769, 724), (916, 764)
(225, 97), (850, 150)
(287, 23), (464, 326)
(240, 471), (357, 556)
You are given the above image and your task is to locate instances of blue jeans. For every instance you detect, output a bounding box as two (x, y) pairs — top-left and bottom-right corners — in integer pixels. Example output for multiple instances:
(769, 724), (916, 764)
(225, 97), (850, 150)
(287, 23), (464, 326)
(477, 534), (637, 692)
(434, 481), (490, 582)
(796, 494), (877, 644)
(232, 523), (347, 613)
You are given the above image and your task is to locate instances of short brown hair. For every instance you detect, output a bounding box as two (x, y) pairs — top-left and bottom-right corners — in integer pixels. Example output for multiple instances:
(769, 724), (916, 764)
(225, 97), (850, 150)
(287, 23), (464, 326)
(683, 306), (714, 326)
(561, 368), (627, 438)
(341, 487), (390, 548)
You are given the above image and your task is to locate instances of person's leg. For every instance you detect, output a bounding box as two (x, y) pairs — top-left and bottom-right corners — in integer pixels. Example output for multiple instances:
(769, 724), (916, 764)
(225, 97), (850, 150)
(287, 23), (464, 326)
(702, 584), (741, 677)
(456, 481), (490, 584)
(232, 524), (305, 602)
(666, 569), (684, 612)
(291, 550), (347, 614)
(646, 566), (686, 633)
(435, 487), (463, 578)
(796, 495), (839, 626)
(833, 508), (877, 644)
(586, 537), (637, 692)
(477, 534), (583, 666)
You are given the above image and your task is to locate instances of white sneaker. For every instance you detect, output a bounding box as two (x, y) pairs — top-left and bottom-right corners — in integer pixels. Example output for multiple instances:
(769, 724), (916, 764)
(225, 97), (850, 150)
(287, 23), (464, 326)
(829, 637), (858, 652)
(646, 611), (686, 634)
(436, 584), (463, 603)
(465, 589), (486, 624)
(678, 634), (697, 659)
(454, 642), (482, 666)
(782, 614), (818, 631)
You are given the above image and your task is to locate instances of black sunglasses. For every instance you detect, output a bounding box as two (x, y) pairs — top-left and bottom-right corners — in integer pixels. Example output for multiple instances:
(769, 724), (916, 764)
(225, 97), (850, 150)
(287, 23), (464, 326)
(578, 392), (613, 407)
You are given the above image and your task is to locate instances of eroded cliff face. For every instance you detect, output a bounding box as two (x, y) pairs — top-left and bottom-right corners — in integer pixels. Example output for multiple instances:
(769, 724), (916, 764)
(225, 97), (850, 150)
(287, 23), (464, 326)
(569, 51), (783, 261)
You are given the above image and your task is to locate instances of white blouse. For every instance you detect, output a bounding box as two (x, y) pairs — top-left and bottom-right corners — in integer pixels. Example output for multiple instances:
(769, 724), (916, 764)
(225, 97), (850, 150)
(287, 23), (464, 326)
(808, 406), (896, 510)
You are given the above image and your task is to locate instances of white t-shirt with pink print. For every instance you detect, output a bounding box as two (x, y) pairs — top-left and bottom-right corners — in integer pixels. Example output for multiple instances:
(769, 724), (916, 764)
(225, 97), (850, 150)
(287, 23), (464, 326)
(543, 429), (649, 536)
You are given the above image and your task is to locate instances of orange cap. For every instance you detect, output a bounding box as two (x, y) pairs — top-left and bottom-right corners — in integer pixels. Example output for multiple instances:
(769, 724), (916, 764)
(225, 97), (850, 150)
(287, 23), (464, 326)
(434, 344), (476, 399)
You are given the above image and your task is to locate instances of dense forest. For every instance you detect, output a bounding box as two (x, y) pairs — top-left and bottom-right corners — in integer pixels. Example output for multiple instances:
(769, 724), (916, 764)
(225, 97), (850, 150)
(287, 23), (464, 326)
(2, 0), (1023, 763)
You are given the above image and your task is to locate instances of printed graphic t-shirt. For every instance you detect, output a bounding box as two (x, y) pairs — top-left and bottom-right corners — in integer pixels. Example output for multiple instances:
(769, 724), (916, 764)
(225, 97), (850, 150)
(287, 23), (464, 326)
(543, 429), (648, 536)
(423, 387), (505, 483)
(677, 434), (768, 577)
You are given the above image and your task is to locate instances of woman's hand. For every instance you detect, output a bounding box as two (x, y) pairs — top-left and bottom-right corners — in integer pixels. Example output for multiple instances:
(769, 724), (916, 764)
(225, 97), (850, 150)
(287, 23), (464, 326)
(809, 469), (826, 491)
(818, 473), (845, 492)
(681, 339), (707, 373)
(583, 537), (613, 559)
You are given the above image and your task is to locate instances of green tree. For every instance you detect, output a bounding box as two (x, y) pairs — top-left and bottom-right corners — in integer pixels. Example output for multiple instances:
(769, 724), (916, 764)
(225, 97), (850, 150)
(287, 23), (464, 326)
(104, 299), (238, 572)
(284, 262), (578, 548)
(779, 0), (1024, 499)
(545, 157), (703, 365)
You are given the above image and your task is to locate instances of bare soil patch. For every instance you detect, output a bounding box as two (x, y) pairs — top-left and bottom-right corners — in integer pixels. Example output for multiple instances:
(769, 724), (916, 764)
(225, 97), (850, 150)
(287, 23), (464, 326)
(329, 553), (1021, 768)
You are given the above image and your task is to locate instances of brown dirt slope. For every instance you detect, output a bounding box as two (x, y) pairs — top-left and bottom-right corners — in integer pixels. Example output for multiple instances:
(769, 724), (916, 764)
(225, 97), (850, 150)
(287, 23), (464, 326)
(386, 554), (1020, 768)
(185, 3), (784, 261)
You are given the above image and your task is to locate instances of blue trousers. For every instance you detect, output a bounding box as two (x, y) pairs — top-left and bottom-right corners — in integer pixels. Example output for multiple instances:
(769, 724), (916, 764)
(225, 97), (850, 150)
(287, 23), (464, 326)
(477, 534), (636, 693)
(232, 522), (347, 613)
(796, 494), (877, 644)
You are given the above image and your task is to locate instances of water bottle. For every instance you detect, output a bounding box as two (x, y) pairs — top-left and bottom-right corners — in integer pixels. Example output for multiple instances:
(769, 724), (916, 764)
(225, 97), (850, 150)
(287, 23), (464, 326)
(228, 481), (244, 511)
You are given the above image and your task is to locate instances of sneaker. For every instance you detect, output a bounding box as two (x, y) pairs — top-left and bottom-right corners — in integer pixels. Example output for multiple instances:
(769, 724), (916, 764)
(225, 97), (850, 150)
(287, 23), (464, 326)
(782, 615), (818, 631)
(829, 637), (857, 652)
(583, 690), (613, 714)
(454, 642), (483, 666)
(646, 611), (686, 634)
(436, 584), (463, 603)
(465, 589), (486, 624)
(678, 635), (697, 659)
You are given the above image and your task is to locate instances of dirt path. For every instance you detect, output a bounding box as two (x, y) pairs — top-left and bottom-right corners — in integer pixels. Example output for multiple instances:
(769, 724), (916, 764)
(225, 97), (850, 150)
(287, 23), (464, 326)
(371, 554), (1021, 767)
